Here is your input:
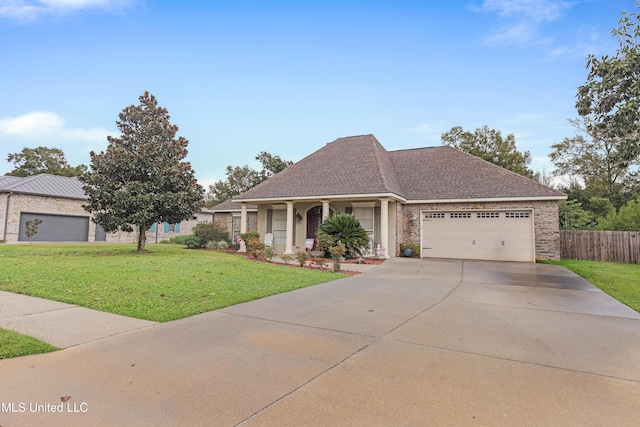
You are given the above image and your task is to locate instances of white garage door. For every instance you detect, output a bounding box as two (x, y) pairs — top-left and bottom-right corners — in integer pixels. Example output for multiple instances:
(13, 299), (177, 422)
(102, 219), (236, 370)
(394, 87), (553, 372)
(421, 210), (534, 262)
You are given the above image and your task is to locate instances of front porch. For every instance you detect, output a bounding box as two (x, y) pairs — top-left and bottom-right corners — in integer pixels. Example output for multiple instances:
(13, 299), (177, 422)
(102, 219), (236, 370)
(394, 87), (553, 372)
(237, 198), (397, 258)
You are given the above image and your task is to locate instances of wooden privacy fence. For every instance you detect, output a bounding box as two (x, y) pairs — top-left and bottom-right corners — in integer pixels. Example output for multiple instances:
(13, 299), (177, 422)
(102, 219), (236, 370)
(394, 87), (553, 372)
(560, 230), (640, 264)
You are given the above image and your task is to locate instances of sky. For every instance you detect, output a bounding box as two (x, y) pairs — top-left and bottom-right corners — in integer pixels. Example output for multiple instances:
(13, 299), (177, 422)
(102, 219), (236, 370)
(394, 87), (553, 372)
(0, 0), (635, 190)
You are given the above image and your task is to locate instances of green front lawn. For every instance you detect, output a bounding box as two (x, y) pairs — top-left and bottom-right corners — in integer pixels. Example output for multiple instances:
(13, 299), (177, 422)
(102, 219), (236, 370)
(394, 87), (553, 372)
(543, 259), (640, 312)
(0, 328), (58, 359)
(0, 244), (346, 322)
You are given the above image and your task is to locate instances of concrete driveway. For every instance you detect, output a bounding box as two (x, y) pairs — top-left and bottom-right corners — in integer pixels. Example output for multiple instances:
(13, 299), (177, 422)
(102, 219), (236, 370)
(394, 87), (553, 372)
(1, 258), (639, 426)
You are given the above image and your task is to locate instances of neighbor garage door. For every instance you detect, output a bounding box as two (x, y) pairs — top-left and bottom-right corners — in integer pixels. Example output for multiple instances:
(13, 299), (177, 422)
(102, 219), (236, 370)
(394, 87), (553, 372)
(421, 210), (534, 262)
(19, 213), (90, 242)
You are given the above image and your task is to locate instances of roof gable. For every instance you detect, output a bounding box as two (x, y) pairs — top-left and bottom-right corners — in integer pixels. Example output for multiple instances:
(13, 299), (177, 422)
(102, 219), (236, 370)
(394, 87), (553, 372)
(234, 134), (405, 201)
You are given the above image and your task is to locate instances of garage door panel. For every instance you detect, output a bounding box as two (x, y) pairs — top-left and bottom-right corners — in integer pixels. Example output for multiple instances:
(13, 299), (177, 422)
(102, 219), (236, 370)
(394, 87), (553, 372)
(19, 213), (90, 242)
(421, 210), (533, 262)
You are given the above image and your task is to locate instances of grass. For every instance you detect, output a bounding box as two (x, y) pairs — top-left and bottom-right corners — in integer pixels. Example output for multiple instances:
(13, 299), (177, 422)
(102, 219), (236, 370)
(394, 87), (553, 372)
(542, 259), (640, 312)
(0, 244), (347, 322)
(0, 328), (58, 359)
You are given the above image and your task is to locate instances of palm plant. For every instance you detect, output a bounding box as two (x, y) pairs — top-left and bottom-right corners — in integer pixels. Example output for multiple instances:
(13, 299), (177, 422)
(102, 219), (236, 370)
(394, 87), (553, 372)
(316, 213), (370, 258)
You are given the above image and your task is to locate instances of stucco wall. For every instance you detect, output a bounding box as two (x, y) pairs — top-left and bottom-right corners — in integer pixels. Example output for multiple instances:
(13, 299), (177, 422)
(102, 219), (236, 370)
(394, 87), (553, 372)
(396, 200), (561, 260)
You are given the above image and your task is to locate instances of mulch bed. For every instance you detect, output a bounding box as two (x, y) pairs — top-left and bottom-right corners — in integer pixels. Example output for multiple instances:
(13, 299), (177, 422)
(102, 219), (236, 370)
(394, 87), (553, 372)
(221, 250), (385, 275)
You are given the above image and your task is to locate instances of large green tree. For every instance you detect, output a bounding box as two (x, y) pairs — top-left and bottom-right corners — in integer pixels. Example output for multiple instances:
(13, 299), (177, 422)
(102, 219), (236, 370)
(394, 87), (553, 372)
(80, 92), (204, 251)
(549, 117), (637, 208)
(596, 196), (640, 231)
(576, 5), (640, 170)
(6, 146), (87, 177)
(206, 151), (292, 206)
(441, 125), (534, 178)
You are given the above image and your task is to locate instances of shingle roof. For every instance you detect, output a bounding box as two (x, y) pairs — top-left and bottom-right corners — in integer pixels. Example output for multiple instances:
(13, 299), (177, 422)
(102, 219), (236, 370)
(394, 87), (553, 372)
(0, 174), (87, 200)
(235, 134), (405, 201)
(233, 135), (565, 202)
(208, 200), (258, 212)
(390, 146), (565, 200)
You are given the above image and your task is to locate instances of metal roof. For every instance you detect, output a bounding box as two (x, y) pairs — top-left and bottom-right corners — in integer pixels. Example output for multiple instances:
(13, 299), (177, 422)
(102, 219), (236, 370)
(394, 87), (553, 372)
(0, 174), (87, 200)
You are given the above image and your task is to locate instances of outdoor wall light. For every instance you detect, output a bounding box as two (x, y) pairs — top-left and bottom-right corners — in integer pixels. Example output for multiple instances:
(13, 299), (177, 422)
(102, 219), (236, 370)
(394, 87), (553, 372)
(296, 213), (303, 223)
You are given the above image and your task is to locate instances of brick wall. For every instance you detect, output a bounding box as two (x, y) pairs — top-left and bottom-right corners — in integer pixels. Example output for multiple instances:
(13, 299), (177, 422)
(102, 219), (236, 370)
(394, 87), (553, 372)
(2, 194), (91, 242)
(396, 200), (561, 260)
(213, 212), (258, 238)
(2, 193), (214, 244)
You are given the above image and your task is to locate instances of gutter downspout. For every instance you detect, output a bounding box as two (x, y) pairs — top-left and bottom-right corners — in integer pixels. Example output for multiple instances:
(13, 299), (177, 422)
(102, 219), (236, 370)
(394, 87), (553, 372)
(3, 192), (13, 242)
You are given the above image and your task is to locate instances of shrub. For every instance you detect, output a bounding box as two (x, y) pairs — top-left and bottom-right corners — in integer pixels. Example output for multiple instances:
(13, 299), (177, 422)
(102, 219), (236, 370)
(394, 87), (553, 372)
(328, 242), (346, 272)
(182, 235), (201, 249)
(280, 254), (294, 264)
(240, 231), (265, 259)
(206, 240), (229, 250)
(317, 213), (370, 258)
(311, 257), (327, 269)
(296, 251), (308, 267)
(169, 234), (191, 245)
(169, 235), (193, 245)
(263, 246), (275, 262)
(192, 222), (230, 248)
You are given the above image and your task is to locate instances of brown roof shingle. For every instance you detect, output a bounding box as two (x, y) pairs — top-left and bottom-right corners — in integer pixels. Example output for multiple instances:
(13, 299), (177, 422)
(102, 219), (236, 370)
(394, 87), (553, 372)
(234, 134), (405, 201)
(390, 146), (565, 200)
(232, 135), (565, 203)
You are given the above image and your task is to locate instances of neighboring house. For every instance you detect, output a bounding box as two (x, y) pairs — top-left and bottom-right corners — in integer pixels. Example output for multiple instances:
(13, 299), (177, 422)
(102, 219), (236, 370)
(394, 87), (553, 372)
(214, 134), (566, 262)
(0, 174), (213, 243)
(207, 199), (258, 244)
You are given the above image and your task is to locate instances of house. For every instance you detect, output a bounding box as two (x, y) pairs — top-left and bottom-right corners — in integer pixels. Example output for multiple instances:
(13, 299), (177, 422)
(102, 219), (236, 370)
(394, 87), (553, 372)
(213, 134), (566, 262)
(207, 199), (258, 244)
(0, 174), (213, 243)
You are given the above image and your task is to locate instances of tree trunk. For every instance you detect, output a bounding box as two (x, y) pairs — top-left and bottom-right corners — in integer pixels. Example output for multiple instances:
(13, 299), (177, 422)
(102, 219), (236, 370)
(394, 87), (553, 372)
(137, 227), (147, 252)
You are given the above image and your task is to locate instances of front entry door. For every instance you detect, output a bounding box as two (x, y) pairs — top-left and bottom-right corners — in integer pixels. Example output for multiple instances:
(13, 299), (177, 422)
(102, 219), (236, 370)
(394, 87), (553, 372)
(306, 206), (333, 249)
(307, 206), (323, 240)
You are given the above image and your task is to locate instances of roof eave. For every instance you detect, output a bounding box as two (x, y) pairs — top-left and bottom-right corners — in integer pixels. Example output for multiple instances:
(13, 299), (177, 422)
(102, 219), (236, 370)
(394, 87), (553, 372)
(3, 190), (88, 201)
(233, 192), (407, 204)
(404, 195), (568, 204)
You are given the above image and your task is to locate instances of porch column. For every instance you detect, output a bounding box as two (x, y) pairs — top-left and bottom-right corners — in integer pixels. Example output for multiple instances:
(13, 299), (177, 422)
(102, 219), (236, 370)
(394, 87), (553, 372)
(239, 203), (248, 253)
(380, 198), (390, 259)
(321, 200), (330, 219)
(285, 201), (294, 254)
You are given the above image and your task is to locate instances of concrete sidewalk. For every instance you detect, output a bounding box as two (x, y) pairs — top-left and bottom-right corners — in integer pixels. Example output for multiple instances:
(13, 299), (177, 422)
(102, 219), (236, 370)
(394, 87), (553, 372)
(0, 291), (156, 348)
(0, 258), (639, 426)
(0, 260), (376, 349)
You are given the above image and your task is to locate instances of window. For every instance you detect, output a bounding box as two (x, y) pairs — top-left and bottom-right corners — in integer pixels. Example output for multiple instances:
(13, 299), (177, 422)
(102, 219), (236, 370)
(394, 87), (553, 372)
(505, 212), (530, 219)
(424, 213), (445, 219)
(272, 210), (287, 248)
(477, 212), (500, 219)
(163, 222), (181, 233)
(232, 215), (241, 242)
(353, 207), (374, 255)
(450, 212), (471, 219)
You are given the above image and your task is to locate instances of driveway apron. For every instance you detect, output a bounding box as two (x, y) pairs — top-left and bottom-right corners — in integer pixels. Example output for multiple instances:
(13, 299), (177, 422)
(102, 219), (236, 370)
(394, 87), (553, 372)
(0, 258), (639, 426)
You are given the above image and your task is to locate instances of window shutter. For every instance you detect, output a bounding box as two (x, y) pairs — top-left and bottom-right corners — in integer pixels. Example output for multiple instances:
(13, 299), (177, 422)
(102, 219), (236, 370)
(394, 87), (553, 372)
(175, 223), (181, 233)
(164, 222), (169, 233)
(150, 223), (156, 233)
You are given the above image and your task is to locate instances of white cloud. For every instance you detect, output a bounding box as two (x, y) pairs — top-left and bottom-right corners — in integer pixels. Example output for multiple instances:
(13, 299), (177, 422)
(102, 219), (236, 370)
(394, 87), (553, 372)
(476, 0), (573, 46)
(0, 0), (133, 21)
(0, 111), (108, 143)
(0, 111), (111, 171)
